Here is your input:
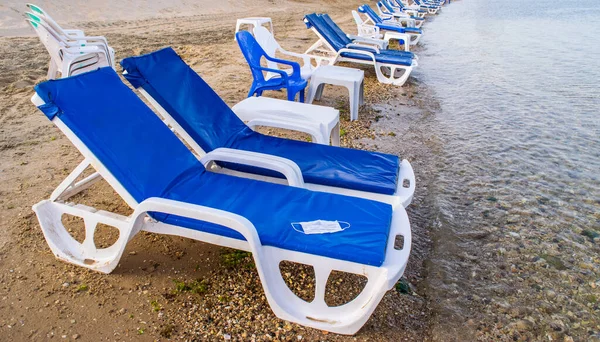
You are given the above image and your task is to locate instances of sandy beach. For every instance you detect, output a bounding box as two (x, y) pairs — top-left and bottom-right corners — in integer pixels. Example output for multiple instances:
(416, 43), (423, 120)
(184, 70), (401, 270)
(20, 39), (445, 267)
(3, 0), (599, 341)
(0, 0), (439, 340)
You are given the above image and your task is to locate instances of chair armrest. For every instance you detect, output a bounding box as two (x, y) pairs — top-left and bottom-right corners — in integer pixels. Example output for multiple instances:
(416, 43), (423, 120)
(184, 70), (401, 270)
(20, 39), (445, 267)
(263, 54), (302, 76)
(253, 65), (289, 82)
(200, 147), (305, 187)
(63, 29), (85, 37)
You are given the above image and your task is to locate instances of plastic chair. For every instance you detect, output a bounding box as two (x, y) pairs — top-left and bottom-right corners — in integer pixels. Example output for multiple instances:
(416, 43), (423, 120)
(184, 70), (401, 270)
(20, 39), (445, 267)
(236, 30), (307, 102)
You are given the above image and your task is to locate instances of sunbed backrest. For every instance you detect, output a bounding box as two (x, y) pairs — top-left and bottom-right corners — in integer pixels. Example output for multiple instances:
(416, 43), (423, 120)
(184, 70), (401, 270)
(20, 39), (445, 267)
(303, 14), (346, 52)
(360, 5), (384, 24)
(35, 67), (205, 203)
(121, 47), (253, 153)
(319, 14), (353, 46)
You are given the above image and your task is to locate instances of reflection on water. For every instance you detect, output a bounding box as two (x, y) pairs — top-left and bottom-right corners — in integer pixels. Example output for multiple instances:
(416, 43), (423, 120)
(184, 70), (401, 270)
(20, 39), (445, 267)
(414, 0), (600, 339)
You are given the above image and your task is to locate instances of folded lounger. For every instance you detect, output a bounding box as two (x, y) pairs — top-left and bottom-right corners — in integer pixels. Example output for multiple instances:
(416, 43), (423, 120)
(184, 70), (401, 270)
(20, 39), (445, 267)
(302, 14), (417, 86)
(358, 4), (423, 45)
(31, 67), (412, 335)
(120, 47), (415, 207)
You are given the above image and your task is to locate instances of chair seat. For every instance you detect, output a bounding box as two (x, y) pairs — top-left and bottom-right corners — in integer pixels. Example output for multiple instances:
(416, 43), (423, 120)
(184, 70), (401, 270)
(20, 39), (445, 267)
(154, 169), (393, 267)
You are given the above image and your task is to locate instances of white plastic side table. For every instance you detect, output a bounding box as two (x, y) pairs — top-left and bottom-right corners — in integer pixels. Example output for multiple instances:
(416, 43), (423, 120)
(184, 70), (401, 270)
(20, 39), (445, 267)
(232, 97), (340, 146)
(307, 65), (365, 121)
(235, 17), (274, 38)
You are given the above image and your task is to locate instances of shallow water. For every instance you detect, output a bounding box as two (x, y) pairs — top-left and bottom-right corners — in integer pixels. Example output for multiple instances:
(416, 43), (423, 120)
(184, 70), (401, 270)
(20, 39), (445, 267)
(412, 0), (600, 339)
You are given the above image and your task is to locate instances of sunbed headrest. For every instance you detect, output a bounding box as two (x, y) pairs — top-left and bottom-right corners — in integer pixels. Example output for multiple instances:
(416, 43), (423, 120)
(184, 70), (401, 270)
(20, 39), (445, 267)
(318, 14), (353, 46)
(121, 47), (253, 153)
(35, 67), (205, 203)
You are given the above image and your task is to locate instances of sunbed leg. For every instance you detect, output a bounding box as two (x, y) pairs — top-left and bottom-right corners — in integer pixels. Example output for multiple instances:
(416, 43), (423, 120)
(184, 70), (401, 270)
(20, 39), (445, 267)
(33, 200), (139, 274)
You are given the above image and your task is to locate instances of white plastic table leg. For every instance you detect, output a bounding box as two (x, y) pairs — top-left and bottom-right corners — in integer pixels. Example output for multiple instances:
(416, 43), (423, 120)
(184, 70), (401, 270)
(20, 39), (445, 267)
(331, 122), (341, 146)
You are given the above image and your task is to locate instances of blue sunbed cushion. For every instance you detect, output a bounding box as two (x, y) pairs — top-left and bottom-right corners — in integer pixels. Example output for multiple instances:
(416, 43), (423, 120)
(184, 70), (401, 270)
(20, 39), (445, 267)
(34, 67), (395, 267)
(121, 47), (401, 195)
(378, 23), (423, 34)
(340, 50), (414, 66)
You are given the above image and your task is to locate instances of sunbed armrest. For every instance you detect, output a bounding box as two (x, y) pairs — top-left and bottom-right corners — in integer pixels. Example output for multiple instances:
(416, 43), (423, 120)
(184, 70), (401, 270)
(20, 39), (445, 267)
(337, 48), (377, 64)
(347, 35), (387, 49)
(345, 43), (380, 54)
(200, 148), (305, 188)
(135, 197), (262, 250)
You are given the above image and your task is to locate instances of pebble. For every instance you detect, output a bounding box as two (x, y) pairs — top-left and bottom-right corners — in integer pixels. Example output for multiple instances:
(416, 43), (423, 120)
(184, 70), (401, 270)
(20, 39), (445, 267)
(72, 334), (80, 340)
(223, 333), (231, 340)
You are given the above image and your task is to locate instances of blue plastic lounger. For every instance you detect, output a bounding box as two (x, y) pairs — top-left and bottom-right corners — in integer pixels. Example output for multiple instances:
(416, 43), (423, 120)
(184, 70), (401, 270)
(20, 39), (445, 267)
(378, 0), (426, 26)
(386, 0), (428, 19)
(317, 13), (414, 52)
(236, 30), (308, 102)
(120, 47), (415, 207)
(358, 4), (423, 45)
(302, 14), (417, 86)
(31, 67), (412, 335)
(375, 1), (425, 28)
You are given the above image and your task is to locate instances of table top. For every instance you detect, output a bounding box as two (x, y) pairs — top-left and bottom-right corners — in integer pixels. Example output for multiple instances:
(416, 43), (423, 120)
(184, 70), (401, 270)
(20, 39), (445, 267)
(312, 65), (364, 83)
(232, 96), (339, 127)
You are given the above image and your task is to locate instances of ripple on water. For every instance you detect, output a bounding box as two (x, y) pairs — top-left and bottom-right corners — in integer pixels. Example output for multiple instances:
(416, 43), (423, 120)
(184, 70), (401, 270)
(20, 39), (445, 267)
(415, 0), (600, 339)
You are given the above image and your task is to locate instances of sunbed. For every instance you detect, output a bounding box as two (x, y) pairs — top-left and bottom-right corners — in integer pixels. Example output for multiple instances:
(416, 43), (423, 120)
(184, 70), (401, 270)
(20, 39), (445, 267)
(121, 47), (415, 206)
(31, 67), (412, 334)
(358, 4), (423, 45)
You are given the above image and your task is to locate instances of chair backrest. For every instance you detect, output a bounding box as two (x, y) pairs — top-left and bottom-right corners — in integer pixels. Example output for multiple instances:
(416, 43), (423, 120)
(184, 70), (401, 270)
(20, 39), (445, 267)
(252, 26), (282, 73)
(318, 14), (353, 46)
(121, 47), (254, 153)
(358, 5), (383, 24)
(26, 19), (63, 66)
(303, 13), (346, 52)
(34, 67), (206, 204)
(236, 30), (271, 84)
(26, 4), (77, 40)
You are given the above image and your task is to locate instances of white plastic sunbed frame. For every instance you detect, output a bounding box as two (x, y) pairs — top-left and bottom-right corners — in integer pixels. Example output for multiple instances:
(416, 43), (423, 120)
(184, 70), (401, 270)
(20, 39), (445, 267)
(303, 18), (418, 86)
(351, 10), (415, 51)
(122, 70), (415, 208)
(31, 93), (412, 335)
